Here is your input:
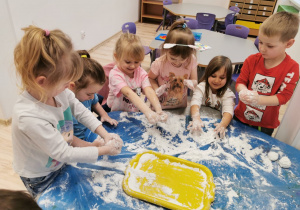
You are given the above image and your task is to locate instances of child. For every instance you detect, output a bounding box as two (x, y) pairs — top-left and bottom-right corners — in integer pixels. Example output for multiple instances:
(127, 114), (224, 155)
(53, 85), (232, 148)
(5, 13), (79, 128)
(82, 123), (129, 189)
(188, 56), (235, 138)
(235, 11), (299, 136)
(148, 19), (198, 109)
(69, 50), (118, 142)
(0, 189), (41, 210)
(12, 26), (123, 198)
(107, 33), (167, 124)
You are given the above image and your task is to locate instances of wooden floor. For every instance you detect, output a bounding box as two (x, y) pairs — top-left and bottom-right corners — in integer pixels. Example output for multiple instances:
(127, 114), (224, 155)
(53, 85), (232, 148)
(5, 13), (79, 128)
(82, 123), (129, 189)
(0, 22), (287, 191)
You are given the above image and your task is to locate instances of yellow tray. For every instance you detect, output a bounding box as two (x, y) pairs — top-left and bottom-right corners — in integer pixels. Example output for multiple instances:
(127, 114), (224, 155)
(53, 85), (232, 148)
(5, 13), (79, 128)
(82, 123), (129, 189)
(122, 151), (215, 210)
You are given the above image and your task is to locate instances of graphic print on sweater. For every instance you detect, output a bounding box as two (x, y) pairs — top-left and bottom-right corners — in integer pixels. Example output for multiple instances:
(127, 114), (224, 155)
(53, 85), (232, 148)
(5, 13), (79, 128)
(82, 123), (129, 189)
(251, 74), (275, 94)
(244, 106), (263, 122)
(161, 72), (188, 106)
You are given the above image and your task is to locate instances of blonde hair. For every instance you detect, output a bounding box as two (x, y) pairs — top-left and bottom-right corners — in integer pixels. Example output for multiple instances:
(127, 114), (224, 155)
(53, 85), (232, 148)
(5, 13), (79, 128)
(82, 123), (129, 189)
(75, 50), (106, 91)
(260, 11), (299, 42)
(161, 19), (196, 67)
(114, 33), (145, 62)
(199, 56), (233, 98)
(14, 25), (83, 102)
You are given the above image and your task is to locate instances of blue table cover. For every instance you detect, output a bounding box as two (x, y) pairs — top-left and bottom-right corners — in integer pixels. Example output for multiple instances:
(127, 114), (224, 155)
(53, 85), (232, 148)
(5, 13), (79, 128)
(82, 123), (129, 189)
(38, 111), (300, 210)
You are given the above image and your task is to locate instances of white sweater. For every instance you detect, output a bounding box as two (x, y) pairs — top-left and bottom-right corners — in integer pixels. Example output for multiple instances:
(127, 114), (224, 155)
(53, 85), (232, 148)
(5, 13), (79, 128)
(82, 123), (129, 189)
(12, 89), (101, 178)
(191, 82), (235, 116)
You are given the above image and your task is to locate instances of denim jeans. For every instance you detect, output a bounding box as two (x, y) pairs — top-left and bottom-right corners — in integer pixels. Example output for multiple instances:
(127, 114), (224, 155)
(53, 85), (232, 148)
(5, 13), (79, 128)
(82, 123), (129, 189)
(20, 164), (66, 198)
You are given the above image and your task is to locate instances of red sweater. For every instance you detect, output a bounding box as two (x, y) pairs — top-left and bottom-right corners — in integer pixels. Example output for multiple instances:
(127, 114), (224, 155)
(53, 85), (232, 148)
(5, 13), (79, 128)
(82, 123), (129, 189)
(234, 53), (299, 129)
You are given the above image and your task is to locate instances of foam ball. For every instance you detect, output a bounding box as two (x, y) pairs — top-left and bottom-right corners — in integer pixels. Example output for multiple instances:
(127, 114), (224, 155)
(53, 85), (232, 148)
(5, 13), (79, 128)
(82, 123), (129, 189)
(268, 151), (279, 161)
(278, 156), (291, 169)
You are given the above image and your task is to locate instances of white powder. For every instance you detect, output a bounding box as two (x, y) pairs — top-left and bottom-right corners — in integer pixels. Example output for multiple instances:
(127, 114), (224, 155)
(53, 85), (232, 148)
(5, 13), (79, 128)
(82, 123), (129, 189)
(38, 199), (55, 208)
(227, 189), (238, 206)
(39, 112), (296, 209)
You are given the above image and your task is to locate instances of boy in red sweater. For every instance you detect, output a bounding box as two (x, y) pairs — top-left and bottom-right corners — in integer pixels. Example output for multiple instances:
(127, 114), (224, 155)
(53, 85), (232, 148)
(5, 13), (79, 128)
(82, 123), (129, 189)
(234, 11), (299, 136)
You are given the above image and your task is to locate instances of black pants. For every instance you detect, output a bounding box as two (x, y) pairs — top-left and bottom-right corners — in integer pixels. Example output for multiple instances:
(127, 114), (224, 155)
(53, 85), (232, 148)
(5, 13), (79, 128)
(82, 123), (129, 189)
(233, 115), (274, 136)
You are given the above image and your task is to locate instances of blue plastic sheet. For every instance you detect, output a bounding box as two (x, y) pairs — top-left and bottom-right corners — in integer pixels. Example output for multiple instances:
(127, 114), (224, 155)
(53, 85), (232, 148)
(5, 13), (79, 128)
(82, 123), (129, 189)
(38, 111), (300, 210)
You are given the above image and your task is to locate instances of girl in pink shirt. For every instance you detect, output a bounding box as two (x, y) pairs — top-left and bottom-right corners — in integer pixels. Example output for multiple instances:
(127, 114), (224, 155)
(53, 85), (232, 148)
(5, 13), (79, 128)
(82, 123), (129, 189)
(107, 33), (167, 124)
(148, 19), (198, 110)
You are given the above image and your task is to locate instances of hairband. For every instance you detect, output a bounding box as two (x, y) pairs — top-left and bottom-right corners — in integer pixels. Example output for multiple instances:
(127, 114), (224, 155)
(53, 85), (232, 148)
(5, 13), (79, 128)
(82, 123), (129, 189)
(163, 43), (198, 49)
(81, 55), (87, 58)
(177, 23), (187, 29)
(44, 29), (50, 37)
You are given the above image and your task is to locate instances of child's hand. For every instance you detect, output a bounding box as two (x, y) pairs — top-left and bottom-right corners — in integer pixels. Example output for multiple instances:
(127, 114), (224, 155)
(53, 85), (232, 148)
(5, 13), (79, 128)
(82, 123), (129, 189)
(214, 123), (226, 138)
(157, 111), (168, 122)
(238, 89), (248, 100)
(92, 136), (105, 147)
(103, 133), (122, 144)
(104, 137), (123, 155)
(239, 90), (260, 105)
(187, 119), (204, 133)
(100, 115), (118, 126)
(145, 111), (160, 124)
(183, 79), (197, 91)
(155, 84), (169, 97)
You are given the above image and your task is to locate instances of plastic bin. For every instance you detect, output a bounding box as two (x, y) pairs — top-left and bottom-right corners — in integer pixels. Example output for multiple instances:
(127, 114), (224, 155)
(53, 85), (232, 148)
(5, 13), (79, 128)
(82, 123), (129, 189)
(236, 20), (262, 29)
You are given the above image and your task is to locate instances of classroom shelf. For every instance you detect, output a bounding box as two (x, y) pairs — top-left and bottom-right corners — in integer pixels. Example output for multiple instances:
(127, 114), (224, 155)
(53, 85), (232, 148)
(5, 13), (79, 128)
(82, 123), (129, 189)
(229, 0), (278, 36)
(140, 0), (182, 23)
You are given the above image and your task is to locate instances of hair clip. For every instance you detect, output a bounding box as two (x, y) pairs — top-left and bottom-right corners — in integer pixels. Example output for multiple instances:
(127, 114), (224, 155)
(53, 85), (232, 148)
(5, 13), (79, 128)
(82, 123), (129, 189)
(81, 55), (87, 58)
(177, 23), (187, 29)
(44, 29), (50, 37)
(163, 43), (198, 49)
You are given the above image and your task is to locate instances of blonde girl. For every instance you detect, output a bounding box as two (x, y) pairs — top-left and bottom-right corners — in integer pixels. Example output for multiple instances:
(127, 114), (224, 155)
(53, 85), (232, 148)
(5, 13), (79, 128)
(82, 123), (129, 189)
(69, 50), (118, 142)
(148, 19), (198, 109)
(188, 56), (235, 138)
(12, 26), (123, 198)
(107, 33), (167, 124)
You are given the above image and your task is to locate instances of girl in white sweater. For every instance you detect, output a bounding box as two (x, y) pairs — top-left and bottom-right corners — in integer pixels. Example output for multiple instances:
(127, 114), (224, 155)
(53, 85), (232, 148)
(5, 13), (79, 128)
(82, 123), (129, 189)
(188, 56), (235, 138)
(12, 26), (123, 198)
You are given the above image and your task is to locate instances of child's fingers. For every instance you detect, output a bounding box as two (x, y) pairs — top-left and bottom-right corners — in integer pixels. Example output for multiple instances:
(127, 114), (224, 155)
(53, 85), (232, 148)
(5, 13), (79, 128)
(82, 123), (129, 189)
(94, 137), (105, 147)
(187, 122), (193, 129)
(146, 112), (160, 124)
(214, 123), (226, 138)
(158, 112), (168, 122)
(111, 119), (118, 126)
(108, 119), (118, 126)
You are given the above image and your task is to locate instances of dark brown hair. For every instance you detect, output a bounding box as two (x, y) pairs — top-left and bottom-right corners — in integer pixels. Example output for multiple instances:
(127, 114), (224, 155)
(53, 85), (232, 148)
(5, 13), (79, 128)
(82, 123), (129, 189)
(75, 50), (106, 91)
(161, 19), (196, 66)
(199, 56), (233, 98)
(0, 189), (42, 210)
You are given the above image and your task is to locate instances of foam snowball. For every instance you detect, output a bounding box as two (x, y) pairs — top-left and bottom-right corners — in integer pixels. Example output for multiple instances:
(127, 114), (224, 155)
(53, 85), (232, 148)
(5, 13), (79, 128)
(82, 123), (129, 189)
(278, 156), (291, 169)
(268, 151), (279, 161)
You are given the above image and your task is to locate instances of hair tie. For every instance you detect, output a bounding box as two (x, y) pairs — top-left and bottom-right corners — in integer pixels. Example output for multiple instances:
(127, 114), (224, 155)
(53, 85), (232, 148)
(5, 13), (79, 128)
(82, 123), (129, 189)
(81, 55), (87, 58)
(44, 29), (50, 37)
(177, 23), (187, 29)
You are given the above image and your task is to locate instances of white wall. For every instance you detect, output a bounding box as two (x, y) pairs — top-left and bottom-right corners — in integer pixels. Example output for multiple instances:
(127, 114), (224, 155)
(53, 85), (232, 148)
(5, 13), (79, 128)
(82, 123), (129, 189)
(0, 0), (139, 119)
(274, 1), (300, 148)
(0, 0), (19, 119)
(182, 0), (230, 8)
(275, 29), (300, 149)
